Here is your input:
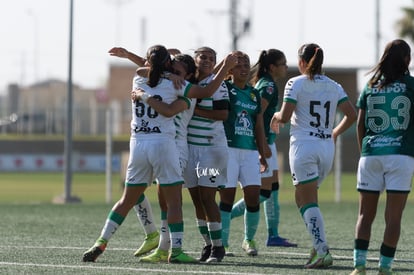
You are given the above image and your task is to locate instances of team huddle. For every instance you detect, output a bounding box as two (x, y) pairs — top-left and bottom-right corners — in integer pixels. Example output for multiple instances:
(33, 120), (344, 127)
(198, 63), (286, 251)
(82, 39), (414, 275)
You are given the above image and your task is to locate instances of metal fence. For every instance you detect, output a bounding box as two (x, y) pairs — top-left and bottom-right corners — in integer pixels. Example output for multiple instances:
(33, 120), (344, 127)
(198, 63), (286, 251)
(0, 106), (111, 136)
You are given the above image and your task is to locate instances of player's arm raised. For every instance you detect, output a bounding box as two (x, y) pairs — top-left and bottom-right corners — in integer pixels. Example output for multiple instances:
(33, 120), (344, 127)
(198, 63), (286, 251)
(185, 53), (237, 99)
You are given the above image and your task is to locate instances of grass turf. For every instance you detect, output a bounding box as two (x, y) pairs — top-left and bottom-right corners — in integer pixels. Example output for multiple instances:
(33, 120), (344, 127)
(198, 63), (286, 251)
(0, 172), (413, 274)
(1, 171), (408, 204)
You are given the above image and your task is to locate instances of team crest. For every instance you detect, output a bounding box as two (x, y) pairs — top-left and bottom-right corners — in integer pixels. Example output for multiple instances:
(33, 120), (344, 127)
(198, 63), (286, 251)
(250, 93), (257, 102)
(266, 86), (274, 95)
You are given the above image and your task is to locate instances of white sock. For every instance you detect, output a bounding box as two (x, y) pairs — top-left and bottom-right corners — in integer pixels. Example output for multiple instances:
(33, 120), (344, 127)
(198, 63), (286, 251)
(302, 206), (329, 255)
(207, 221), (222, 247)
(100, 219), (119, 241)
(133, 196), (157, 235)
(158, 219), (170, 251)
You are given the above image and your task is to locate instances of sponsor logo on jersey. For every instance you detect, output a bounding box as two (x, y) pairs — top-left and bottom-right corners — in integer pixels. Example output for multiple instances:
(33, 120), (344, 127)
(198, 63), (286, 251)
(372, 82), (407, 94)
(235, 110), (254, 137)
(235, 100), (257, 110)
(134, 119), (161, 133)
(367, 135), (403, 147)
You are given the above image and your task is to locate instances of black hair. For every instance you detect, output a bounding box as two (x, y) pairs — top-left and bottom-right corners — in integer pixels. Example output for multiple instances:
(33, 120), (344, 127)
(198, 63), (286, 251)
(368, 39), (411, 88)
(173, 54), (197, 84)
(194, 46), (217, 61)
(298, 43), (323, 80)
(146, 45), (171, 87)
(251, 49), (285, 85)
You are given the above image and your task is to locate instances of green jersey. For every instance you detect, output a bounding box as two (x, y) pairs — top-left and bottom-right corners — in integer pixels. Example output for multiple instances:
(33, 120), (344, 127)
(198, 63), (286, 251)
(223, 80), (262, 150)
(357, 74), (414, 157)
(255, 74), (278, 144)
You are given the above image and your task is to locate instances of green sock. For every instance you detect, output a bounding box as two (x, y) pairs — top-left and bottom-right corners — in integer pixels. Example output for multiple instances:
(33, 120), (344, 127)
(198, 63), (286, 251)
(264, 190), (280, 237)
(231, 195), (268, 219)
(379, 255), (393, 269)
(230, 198), (245, 219)
(220, 210), (231, 247)
(379, 243), (395, 269)
(354, 249), (367, 267)
(244, 209), (260, 241)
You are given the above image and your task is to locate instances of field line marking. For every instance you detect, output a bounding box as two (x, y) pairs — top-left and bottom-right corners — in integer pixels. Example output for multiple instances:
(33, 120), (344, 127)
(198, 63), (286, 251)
(0, 261), (273, 275)
(1, 245), (413, 264)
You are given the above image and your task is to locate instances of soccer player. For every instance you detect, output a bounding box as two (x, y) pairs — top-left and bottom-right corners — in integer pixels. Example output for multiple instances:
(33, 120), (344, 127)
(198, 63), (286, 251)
(133, 53), (198, 263)
(183, 47), (229, 263)
(82, 45), (237, 263)
(351, 39), (414, 275)
(219, 50), (269, 257)
(108, 47), (195, 260)
(271, 43), (356, 268)
(230, 49), (297, 247)
(136, 49), (229, 263)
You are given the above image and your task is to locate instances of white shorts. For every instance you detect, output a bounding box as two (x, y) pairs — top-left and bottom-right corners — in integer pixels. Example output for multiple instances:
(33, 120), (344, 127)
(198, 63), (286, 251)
(184, 145), (228, 188)
(125, 138), (183, 186)
(289, 139), (334, 186)
(357, 155), (414, 192)
(261, 142), (279, 178)
(226, 147), (261, 188)
(176, 138), (189, 175)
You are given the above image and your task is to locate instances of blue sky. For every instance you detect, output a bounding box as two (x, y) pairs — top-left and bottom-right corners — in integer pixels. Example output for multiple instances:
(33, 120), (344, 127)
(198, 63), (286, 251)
(1, 0), (412, 93)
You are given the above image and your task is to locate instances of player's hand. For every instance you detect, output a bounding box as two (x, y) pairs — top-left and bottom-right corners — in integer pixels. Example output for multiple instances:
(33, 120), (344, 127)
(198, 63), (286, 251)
(259, 155), (268, 174)
(168, 74), (186, 89)
(131, 89), (145, 101)
(223, 53), (238, 70)
(108, 47), (129, 58)
(270, 112), (284, 133)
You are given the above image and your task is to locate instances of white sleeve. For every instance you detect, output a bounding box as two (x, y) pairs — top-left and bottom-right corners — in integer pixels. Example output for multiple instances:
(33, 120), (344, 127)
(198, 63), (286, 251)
(132, 75), (146, 90)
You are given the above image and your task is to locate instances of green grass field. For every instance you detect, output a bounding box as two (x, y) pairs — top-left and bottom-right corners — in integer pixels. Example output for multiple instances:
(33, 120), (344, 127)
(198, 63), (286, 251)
(0, 172), (413, 274)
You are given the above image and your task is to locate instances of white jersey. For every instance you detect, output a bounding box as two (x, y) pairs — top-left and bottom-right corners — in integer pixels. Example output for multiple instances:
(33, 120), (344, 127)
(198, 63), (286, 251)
(187, 74), (229, 146)
(131, 75), (192, 140)
(175, 97), (196, 169)
(175, 98), (196, 144)
(283, 74), (349, 141)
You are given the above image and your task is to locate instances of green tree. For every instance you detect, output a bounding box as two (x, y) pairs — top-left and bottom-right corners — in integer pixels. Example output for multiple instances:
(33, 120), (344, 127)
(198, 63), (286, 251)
(396, 2), (414, 43)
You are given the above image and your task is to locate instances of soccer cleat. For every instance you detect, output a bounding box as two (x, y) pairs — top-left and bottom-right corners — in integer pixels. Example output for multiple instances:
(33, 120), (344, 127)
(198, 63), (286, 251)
(82, 242), (107, 262)
(224, 246), (234, 257)
(304, 251), (333, 269)
(139, 248), (168, 263)
(266, 236), (297, 247)
(168, 250), (198, 263)
(305, 248), (317, 265)
(133, 231), (160, 257)
(206, 245), (225, 263)
(378, 267), (396, 275)
(350, 265), (366, 275)
(197, 244), (212, 262)
(242, 239), (258, 256)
